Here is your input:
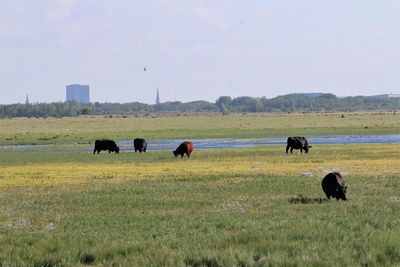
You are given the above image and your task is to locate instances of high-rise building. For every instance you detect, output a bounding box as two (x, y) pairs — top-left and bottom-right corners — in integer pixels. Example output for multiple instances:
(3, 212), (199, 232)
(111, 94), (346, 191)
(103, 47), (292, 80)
(66, 84), (90, 103)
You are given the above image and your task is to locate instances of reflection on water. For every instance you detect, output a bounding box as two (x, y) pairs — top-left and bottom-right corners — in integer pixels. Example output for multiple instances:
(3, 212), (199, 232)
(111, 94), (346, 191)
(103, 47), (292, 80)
(2, 135), (400, 153)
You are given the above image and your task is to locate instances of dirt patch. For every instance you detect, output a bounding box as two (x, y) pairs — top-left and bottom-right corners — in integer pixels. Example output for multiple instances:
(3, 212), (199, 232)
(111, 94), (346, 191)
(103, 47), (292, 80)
(289, 195), (328, 204)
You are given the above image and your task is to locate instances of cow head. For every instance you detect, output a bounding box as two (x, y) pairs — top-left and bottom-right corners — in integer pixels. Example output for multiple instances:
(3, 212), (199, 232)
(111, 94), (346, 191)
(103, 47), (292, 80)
(304, 145), (312, 153)
(335, 186), (347, 201)
(115, 147), (120, 153)
(173, 150), (179, 157)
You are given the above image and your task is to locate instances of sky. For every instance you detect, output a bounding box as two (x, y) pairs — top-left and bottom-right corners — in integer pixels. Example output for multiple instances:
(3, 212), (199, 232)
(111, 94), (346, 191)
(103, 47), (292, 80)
(0, 0), (399, 104)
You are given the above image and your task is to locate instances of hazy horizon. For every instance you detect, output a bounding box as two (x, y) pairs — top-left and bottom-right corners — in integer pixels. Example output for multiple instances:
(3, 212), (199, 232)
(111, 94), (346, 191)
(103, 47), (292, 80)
(1, 0), (399, 104)
(3, 91), (400, 105)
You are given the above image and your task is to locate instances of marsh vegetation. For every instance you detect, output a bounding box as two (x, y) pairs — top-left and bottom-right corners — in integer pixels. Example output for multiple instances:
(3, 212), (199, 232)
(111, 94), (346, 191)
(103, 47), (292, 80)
(1, 112), (400, 145)
(1, 144), (400, 266)
(1, 114), (400, 266)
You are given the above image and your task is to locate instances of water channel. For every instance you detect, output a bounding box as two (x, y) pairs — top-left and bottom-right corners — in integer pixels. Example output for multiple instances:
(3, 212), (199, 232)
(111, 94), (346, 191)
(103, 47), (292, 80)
(2, 134), (400, 153)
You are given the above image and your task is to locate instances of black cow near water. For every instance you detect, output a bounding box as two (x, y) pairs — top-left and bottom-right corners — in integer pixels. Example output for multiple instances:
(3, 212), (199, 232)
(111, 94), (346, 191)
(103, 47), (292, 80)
(93, 140), (120, 154)
(286, 136), (312, 154)
(134, 138), (147, 152)
(321, 172), (347, 200)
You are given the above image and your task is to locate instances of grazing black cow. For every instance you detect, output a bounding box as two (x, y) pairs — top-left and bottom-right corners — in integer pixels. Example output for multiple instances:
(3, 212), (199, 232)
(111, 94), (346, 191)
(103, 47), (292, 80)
(134, 138), (147, 152)
(93, 140), (120, 154)
(286, 136), (312, 154)
(321, 172), (347, 200)
(173, 141), (194, 158)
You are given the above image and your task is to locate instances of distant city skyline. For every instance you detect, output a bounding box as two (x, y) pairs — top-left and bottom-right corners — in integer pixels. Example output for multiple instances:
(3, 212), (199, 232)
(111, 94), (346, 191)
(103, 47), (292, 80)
(1, 1), (399, 104)
(13, 90), (400, 104)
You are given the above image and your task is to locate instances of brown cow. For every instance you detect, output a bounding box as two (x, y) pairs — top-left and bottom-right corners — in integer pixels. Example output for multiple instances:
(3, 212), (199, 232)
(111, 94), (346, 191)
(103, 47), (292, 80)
(173, 141), (194, 158)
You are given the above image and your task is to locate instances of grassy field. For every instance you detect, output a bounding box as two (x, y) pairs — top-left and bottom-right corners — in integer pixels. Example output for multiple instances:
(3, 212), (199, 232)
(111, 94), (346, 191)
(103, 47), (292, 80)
(1, 145), (400, 266)
(1, 113), (400, 266)
(1, 111), (400, 145)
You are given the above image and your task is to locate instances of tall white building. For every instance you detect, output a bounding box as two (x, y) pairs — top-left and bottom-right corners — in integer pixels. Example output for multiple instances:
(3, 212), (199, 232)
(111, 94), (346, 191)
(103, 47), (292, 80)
(66, 84), (90, 103)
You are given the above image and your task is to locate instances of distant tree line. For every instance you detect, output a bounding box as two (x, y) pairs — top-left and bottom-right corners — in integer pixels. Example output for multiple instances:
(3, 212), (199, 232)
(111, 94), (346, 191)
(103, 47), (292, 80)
(1, 94), (400, 118)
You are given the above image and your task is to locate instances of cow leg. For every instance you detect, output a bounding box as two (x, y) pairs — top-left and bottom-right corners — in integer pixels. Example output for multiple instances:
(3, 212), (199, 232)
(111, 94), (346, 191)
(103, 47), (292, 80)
(187, 152), (190, 158)
(300, 148), (303, 154)
(290, 148), (293, 154)
(97, 150), (100, 154)
(326, 194), (331, 199)
(181, 154), (184, 158)
(139, 149), (142, 153)
(93, 149), (96, 154)
(109, 150), (111, 154)
(286, 146), (290, 154)
(143, 148), (146, 152)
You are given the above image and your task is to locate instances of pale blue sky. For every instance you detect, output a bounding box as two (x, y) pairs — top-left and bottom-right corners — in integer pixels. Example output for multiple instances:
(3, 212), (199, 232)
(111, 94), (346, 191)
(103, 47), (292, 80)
(0, 0), (399, 104)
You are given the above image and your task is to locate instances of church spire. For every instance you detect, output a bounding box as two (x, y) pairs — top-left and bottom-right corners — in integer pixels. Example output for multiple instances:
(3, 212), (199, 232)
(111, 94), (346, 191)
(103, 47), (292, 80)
(25, 94), (30, 104)
(156, 89), (160, 105)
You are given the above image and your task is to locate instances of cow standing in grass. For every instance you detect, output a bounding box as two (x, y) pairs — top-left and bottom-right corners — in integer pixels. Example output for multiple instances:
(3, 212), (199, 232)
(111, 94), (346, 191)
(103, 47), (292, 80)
(93, 140), (120, 154)
(134, 138), (147, 152)
(321, 172), (347, 200)
(286, 136), (312, 154)
(173, 141), (194, 158)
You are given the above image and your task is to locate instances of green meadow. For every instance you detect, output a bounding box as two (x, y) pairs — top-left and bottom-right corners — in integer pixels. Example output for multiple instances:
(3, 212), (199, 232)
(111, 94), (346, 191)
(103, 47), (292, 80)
(1, 111), (400, 145)
(1, 113), (400, 266)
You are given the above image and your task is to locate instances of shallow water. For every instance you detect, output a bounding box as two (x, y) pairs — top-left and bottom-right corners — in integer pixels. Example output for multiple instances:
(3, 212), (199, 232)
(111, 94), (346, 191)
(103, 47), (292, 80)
(2, 134), (400, 153)
(123, 135), (400, 151)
